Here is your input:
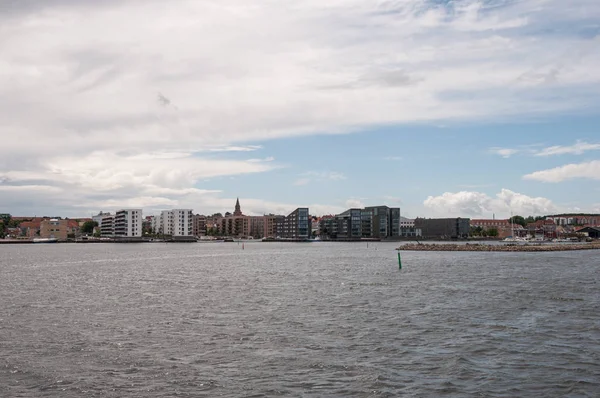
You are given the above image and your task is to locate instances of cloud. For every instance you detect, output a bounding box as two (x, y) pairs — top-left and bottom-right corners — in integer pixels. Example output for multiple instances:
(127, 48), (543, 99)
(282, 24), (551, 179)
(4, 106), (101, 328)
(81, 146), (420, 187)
(1, 0), (600, 215)
(383, 156), (403, 161)
(534, 140), (600, 156)
(424, 188), (557, 217)
(207, 146), (263, 153)
(490, 147), (520, 158)
(247, 156), (275, 163)
(491, 140), (600, 159)
(293, 178), (311, 186)
(345, 199), (365, 209)
(523, 160), (600, 182)
(293, 171), (346, 186)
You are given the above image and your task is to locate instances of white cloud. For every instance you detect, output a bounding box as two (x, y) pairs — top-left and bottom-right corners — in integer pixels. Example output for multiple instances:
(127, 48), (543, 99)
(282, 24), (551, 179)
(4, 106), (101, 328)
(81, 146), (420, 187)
(293, 178), (311, 186)
(534, 140), (600, 156)
(1, 0), (599, 215)
(424, 188), (557, 217)
(247, 156), (275, 163)
(345, 199), (365, 209)
(523, 160), (600, 182)
(292, 171), (346, 186)
(490, 147), (520, 158)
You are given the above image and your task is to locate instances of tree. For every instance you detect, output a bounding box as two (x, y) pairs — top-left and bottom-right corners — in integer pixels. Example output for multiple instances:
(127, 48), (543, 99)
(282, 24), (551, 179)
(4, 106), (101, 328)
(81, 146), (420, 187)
(488, 227), (499, 237)
(81, 221), (98, 234)
(509, 215), (526, 227)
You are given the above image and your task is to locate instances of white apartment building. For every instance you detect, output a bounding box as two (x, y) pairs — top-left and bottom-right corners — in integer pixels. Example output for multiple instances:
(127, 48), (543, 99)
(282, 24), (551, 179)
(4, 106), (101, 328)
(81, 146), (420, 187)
(100, 216), (114, 237)
(113, 209), (143, 238)
(156, 209), (193, 236)
(400, 217), (415, 228)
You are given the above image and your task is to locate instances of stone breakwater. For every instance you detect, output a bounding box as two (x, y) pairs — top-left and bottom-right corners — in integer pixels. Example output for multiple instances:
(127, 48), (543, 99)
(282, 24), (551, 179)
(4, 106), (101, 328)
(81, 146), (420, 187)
(397, 243), (600, 252)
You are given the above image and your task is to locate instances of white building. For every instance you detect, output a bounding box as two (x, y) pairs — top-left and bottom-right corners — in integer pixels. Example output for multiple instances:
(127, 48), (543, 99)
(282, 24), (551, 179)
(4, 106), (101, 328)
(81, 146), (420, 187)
(156, 209), (193, 236)
(400, 217), (415, 228)
(92, 211), (112, 227)
(113, 209), (143, 238)
(100, 216), (114, 237)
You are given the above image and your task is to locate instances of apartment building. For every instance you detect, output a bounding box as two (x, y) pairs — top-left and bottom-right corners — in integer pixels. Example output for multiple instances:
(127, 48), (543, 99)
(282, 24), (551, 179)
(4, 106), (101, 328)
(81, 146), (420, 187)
(279, 208), (310, 240)
(192, 214), (206, 236)
(40, 219), (68, 241)
(100, 216), (114, 237)
(319, 205), (401, 240)
(154, 209), (193, 236)
(113, 209), (143, 238)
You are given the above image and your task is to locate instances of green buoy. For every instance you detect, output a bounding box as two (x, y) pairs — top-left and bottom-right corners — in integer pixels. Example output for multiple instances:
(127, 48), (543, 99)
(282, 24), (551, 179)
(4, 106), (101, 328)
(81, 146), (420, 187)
(397, 251), (402, 270)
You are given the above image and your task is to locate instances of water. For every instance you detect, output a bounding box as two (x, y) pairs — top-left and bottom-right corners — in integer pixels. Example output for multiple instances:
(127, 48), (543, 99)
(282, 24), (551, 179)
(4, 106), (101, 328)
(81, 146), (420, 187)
(1, 242), (598, 397)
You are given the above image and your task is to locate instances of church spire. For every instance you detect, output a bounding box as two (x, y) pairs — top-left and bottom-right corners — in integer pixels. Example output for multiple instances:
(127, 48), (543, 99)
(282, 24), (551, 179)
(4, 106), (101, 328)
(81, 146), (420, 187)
(234, 197), (242, 216)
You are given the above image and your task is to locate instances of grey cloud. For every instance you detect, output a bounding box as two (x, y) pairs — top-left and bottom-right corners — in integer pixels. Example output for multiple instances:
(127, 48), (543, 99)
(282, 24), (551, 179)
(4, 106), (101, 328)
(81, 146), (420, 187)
(321, 69), (421, 90)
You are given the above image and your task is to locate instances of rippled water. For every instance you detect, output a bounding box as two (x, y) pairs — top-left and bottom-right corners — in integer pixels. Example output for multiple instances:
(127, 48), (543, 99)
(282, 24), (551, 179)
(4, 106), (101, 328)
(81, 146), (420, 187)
(1, 242), (599, 397)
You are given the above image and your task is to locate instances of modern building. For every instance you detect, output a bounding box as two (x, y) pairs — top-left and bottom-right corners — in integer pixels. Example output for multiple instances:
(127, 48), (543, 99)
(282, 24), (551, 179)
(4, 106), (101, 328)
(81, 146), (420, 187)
(113, 209), (142, 238)
(263, 214), (285, 238)
(414, 217), (470, 239)
(279, 208), (310, 240)
(154, 209), (193, 237)
(319, 205), (401, 240)
(100, 216), (114, 237)
(40, 218), (68, 241)
(170, 209), (193, 237)
(400, 217), (415, 228)
(92, 211), (112, 227)
(193, 214), (207, 237)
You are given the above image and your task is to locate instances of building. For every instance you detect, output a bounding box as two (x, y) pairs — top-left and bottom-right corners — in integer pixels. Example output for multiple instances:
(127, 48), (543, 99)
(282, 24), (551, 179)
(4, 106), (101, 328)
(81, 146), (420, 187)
(576, 226), (600, 239)
(193, 214), (207, 236)
(415, 218), (470, 239)
(170, 209), (193, 237)
(262, 214), (284, 238)
(279, 208), (310, 240)
(100, 216), (114, 237)
(113, 209), (142, 238)
(92, 212), (112, 227)
(400, 217), (414, 228)
(319, 205), (401, 240)
(546, 214), (600, 227)
(154, 209), (193, 237)
(526, 219), (557, 239)
(40, 219), (68, 241)
(216, 199), (272, 239)
(470, 219), (513, 238)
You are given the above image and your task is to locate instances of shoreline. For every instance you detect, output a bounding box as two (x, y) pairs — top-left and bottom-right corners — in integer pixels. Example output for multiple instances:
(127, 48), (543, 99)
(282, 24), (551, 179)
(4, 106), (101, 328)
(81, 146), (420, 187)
(397, 242), (600, 252)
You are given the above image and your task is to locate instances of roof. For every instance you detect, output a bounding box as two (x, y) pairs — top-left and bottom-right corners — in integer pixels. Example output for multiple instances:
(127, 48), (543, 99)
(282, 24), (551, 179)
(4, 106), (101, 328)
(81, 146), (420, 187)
(576, 226), (600, 233)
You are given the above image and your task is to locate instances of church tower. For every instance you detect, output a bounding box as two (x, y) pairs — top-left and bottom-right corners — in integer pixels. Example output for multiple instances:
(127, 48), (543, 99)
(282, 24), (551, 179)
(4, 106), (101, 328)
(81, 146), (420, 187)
(233, 197), (242, 216)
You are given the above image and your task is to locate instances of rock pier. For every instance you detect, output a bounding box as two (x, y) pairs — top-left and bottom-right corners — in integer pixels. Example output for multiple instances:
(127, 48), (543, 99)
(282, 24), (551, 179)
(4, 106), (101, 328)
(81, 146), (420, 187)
(397, 242), (600, 252)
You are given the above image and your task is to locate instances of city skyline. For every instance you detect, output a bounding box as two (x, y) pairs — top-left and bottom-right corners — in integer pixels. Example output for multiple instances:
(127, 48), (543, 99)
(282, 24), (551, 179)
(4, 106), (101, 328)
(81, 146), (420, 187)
(1, 1), (599, 219)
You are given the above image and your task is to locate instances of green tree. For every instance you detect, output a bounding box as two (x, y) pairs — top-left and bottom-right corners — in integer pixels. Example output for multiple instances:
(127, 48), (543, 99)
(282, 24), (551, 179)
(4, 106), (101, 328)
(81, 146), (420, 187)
(488, 227), (499, 237)
(81, 221), (98, 234)
(509, 215), (526, 227)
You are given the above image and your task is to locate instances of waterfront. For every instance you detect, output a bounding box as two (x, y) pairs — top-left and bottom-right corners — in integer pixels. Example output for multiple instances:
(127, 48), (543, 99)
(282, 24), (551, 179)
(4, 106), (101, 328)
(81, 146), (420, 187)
(1, 242), (599, 397)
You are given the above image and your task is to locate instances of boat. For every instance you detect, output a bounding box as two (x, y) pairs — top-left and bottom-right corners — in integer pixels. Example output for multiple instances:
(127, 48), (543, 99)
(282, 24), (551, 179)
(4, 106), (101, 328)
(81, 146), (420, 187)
(32, 238), (58, 243)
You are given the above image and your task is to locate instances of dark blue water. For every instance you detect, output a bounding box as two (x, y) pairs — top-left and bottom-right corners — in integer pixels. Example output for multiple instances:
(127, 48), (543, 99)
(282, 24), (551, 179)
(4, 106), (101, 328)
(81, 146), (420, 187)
(1, 242), (599, 397)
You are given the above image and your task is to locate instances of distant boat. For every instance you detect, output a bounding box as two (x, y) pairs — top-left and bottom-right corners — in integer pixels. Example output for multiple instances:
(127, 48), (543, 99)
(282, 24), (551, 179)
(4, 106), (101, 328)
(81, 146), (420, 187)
(33, 238), (58, 244)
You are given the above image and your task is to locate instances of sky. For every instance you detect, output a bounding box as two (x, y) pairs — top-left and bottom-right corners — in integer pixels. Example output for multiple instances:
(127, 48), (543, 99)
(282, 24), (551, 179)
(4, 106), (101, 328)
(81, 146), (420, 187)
(1, 0), (599, 219)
